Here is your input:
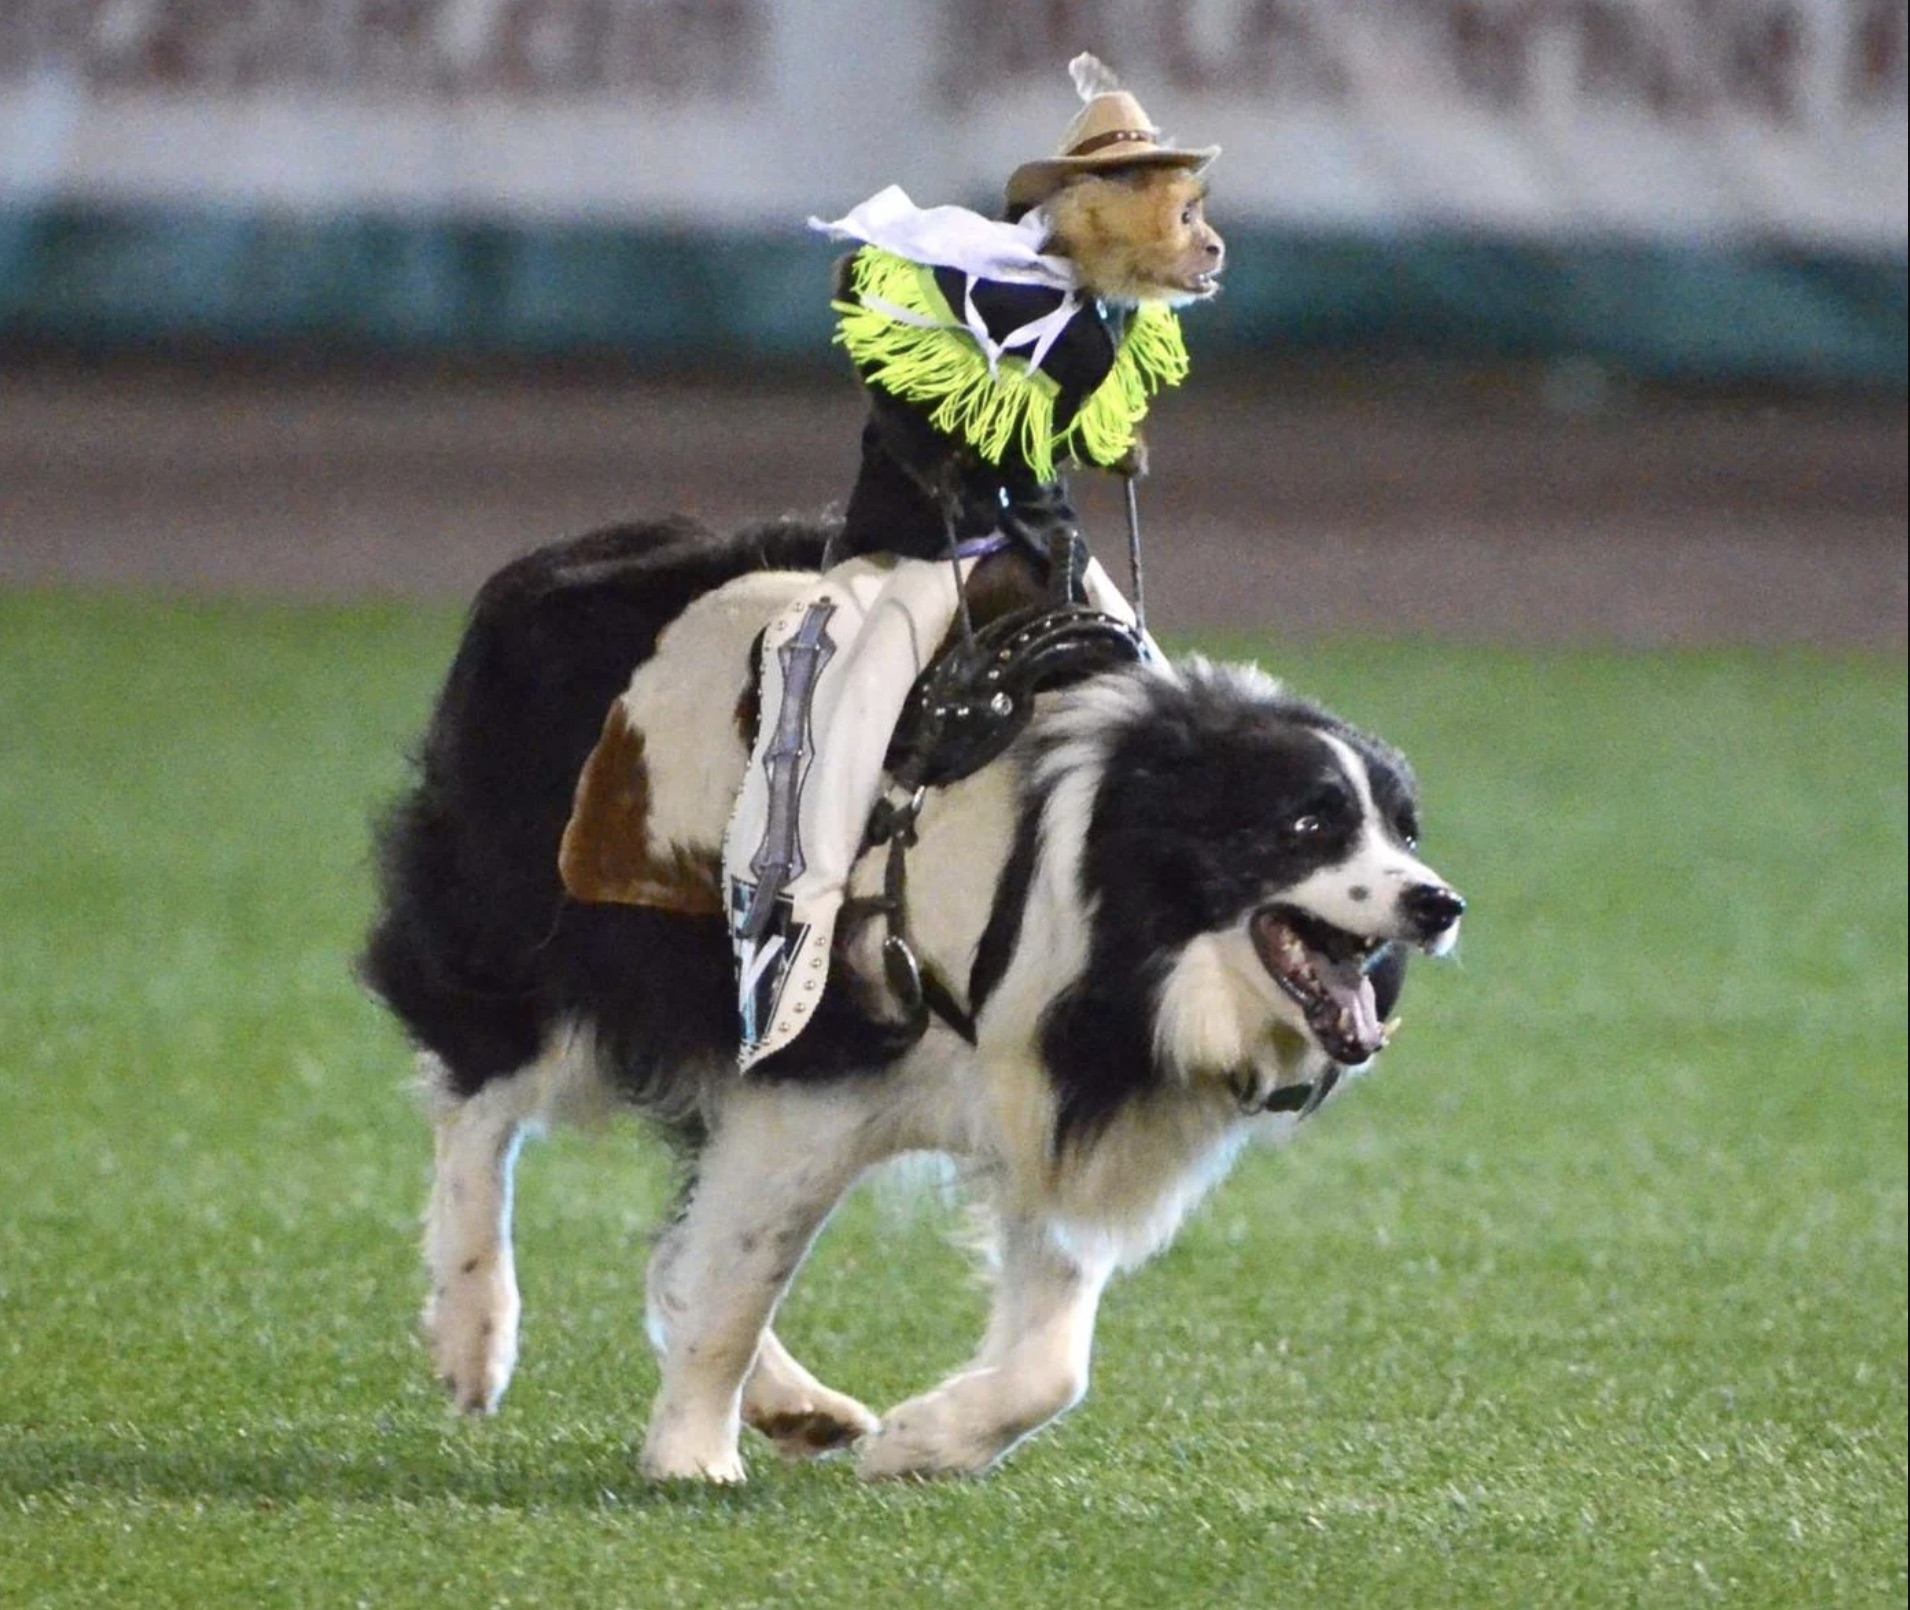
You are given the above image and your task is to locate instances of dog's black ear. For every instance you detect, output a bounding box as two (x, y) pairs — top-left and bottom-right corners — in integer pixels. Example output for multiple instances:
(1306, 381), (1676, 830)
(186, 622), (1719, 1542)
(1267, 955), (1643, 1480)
(1370, 944), (1409, 1024)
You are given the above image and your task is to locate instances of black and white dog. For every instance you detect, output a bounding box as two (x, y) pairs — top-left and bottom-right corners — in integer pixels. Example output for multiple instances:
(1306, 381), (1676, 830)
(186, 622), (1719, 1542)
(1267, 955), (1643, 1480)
(362, 517), (1464, 1481)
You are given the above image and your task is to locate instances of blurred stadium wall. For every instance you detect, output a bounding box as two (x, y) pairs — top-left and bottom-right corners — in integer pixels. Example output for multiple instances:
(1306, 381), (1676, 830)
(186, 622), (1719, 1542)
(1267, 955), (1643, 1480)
(0, 0), (1904, 387)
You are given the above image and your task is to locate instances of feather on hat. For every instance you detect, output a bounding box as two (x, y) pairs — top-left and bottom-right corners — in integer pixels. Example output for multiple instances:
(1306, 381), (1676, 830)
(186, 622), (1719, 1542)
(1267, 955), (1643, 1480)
(1003, 54), (1220, 213)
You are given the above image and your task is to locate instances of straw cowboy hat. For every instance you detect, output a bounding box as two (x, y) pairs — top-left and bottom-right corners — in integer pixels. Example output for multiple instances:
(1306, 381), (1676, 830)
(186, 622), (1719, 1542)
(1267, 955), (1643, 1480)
(1004, 53), (1221, 213)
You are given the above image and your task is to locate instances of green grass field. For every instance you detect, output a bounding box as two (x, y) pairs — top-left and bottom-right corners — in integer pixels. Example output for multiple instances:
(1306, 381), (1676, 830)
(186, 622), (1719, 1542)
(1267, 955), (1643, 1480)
(1, 591), (1904, 1609)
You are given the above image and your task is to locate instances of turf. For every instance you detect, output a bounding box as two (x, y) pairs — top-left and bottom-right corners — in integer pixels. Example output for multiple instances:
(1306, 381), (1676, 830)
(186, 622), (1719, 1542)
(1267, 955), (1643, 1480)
(0, 590), (1903, 1609)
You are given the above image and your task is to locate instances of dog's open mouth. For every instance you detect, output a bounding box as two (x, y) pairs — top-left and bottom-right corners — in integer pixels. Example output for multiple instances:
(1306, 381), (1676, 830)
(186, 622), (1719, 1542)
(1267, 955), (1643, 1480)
(1181, 271), (1221, 298)
(1250, 906), (1390, 1066)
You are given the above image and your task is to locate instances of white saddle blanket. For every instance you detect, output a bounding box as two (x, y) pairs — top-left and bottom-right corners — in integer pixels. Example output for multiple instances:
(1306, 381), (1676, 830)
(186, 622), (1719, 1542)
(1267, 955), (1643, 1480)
(723, 553), (1140, 1068)
(560, 551), (1140, 1071)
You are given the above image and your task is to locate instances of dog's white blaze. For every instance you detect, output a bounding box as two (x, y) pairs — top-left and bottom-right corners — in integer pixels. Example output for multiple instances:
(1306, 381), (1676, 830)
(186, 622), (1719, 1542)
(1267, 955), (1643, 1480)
(1276, 732), (1457, 947)
(1177, 651), (1282, 705)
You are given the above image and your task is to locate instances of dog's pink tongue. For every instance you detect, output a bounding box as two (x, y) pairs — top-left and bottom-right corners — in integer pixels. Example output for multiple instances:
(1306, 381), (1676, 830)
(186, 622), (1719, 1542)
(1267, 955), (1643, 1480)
(1323, 962), (1384, 1057)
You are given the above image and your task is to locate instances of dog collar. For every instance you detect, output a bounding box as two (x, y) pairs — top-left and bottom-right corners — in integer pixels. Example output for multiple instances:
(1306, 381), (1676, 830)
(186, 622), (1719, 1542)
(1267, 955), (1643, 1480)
(1250, 1065), (1342, 1120)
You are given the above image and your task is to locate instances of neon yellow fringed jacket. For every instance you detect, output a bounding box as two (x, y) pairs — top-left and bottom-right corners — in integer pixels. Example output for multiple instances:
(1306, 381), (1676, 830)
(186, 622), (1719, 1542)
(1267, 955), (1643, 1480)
(830, 244), (1190, 562)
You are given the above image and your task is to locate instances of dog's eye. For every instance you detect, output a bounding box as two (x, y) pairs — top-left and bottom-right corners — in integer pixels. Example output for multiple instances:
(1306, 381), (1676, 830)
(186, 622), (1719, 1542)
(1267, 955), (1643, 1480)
(1180, 205), (1195, 226)
(1285, 788), (1348, 840)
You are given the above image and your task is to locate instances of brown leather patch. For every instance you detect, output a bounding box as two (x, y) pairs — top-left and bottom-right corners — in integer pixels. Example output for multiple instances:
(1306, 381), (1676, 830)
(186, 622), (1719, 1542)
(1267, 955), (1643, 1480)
(558, 700), (723, 915)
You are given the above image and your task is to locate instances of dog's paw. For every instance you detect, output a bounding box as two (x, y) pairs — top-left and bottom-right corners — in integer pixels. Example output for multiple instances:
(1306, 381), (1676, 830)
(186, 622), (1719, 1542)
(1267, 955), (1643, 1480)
(423, 1266), (520, 1415)
(855, 1382), (1004, 1480)
(642, 1447), (749, 1484)
(749, 1390), (881, 1461)
(641, 1425), (749, 1484)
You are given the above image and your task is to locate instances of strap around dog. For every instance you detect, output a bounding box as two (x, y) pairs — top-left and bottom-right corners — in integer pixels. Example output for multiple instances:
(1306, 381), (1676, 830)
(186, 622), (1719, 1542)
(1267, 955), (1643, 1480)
(843, 787), (978, 1046)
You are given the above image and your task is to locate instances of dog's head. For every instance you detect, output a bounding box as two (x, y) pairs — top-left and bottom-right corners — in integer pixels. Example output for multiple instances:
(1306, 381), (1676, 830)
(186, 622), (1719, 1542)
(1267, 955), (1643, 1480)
(1233, 717), (1461, 1068)
(1047, 659), (1464, 1092)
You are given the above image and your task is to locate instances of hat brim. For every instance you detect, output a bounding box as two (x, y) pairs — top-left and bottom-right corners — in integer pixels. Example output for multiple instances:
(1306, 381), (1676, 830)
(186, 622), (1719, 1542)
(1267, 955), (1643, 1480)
(1005, 144), (1220, 212)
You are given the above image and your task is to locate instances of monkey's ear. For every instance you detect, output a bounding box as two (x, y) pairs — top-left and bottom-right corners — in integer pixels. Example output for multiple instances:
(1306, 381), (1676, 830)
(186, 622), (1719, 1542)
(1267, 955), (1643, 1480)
(1069, 53), (1122, 100)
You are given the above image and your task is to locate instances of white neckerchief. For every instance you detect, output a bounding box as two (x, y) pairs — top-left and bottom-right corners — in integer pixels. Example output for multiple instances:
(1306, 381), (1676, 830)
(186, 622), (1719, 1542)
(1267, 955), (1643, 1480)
(810, 185), (1086, 378)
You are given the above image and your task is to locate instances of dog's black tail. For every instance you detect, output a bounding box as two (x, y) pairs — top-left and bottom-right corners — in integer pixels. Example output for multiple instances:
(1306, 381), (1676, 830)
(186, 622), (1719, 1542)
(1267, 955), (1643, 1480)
(361, 515), (835, 1100)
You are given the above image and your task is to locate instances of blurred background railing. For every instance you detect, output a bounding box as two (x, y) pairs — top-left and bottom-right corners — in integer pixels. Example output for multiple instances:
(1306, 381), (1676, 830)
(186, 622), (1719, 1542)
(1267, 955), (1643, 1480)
(0, 2), (1903, 645)
(2, 0), (1903, 383)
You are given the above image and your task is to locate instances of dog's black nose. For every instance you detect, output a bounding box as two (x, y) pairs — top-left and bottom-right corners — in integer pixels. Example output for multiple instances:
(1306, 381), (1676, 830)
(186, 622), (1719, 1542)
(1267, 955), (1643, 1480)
(1401, 882), (1466, 939)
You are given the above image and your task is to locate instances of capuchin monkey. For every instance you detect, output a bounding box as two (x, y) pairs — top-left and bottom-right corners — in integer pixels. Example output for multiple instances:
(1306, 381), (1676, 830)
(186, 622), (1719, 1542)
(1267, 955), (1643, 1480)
(830, 162), (1225, 612)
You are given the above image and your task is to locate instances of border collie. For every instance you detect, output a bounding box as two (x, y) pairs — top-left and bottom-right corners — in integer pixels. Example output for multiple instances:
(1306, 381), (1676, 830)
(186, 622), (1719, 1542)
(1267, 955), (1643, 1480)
(362, 517), (1464, 1481)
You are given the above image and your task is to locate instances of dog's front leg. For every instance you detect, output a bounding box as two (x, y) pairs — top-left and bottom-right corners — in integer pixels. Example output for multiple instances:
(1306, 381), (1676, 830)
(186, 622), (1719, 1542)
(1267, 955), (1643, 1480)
(858, 1217), (1112, 1479)
(641, 1086), (871, 1482)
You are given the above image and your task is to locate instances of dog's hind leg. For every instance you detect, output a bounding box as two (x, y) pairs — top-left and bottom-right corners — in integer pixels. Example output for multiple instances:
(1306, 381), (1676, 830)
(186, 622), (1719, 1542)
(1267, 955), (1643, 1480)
(641, 1083), (875, 1482)
(741, 1330), (880, 1460)
(421, 1057), (529, 1414)
(857, 1216), (1113, 1479)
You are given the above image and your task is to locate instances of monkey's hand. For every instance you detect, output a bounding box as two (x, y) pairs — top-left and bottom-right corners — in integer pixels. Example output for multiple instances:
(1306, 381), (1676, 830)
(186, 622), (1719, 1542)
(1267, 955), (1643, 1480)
(1109, 430), (1149, 481)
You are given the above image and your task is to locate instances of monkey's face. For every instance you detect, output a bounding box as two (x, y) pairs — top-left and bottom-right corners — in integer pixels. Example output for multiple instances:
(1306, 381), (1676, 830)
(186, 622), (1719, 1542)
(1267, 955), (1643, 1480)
(1043, 169), (1225, 307)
